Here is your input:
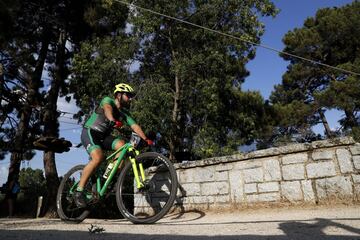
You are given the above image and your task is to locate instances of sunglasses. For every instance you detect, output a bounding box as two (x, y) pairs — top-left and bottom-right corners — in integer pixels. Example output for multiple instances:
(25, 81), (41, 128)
(124, 92), (135, 99)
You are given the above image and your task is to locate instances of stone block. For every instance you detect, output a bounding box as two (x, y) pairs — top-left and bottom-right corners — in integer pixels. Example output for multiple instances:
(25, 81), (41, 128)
(192, 196), (214, 204)
(282, 153), (308, 165)
(258, 182), (279, 193)
(178, 169), (187, 183)
(315, 176), (353, 199)
(243, 168), (264, 183)
(245, 148), (281, 159)
(311, 137), (355, 148)
(355, 184), (360, 201)
(215, 171), (228, 181)
(178, 168), (195, 183)
(353, 156), (360, 170)
(263, 159), (281, 181)
(282, 164), (305, 180)
(246, 194), (259, 203)
(179, 167), (215, 183)
(206, 196), (215, 203)
(244, 183), (257, 194)
(215, 195), (230, 203)
(179, 196), (190, 204)
(301, 180), (315, 202)
(233, 160), (262, 170)
(281, 181), (302, 202)
(181, 183), (201, 196)
(197, 167), (216, 182)
(229, 170), (244, 202)
(201, 182), (229, 195)
(215, 163), (233, 171)
(312, 150), (334, 161)
(277, 142), (309, 154)
(350, 145), (360, 155)
(336, 149), (354, 173)
(306, 161), (336, 178)
(258, 193), (280, 202)
(352, 174), (360, 184)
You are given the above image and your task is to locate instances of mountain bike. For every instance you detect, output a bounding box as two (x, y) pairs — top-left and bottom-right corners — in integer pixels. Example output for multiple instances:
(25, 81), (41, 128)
(56, 133), (178, 224)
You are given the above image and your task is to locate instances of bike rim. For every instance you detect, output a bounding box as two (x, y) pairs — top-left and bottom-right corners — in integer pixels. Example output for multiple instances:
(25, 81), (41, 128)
(59, 168), (92, 220)
(118, 155), (177, 222)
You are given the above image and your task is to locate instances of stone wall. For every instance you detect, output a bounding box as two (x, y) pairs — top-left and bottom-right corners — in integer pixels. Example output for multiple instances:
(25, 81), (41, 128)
(174, 137), (360, 210)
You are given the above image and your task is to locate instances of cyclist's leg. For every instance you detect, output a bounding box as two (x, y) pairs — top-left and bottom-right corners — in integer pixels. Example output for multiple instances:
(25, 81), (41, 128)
(78, 148), (104, 189)
(78, 128), (105, 190)
(104, 136), (125, 156)
(113, 139), (125, 151)
(103, 136), (125, 168)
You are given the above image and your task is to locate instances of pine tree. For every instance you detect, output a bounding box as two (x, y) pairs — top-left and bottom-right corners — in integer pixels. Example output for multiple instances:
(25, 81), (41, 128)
(270, 1), (360, 142)
(71, 0), (278, 160)
(128, 0), (277, 160)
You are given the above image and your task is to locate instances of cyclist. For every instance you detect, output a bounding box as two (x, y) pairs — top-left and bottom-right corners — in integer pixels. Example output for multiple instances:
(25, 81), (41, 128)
(75, 83), (153, 208)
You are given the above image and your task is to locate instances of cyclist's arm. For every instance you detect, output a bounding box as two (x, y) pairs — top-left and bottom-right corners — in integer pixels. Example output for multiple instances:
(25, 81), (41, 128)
(131, 124), (148, 141)
(121, 110), (147, 140)
(103, 103), (116, 122)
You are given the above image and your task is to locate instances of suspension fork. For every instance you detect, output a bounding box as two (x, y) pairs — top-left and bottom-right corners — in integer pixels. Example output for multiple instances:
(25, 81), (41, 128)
(128, 147), (146, 189)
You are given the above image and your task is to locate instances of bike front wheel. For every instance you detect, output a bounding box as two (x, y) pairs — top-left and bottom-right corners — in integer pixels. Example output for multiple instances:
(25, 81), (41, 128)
(56, 164), (91, 223)
(115, 152), (178, 224)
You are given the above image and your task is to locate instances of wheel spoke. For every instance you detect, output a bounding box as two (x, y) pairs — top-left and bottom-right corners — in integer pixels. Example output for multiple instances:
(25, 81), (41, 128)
(56, 165), (91, 222)
(116, 153), (178, 223)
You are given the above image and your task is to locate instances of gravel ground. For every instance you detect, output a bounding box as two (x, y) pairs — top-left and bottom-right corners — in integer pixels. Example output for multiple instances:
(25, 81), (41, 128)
(1, 205), (360, 240)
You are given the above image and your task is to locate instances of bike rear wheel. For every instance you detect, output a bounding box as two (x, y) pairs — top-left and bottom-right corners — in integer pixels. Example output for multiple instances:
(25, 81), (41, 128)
(56, 165), (91, 223)
(115, 152), (178, 224)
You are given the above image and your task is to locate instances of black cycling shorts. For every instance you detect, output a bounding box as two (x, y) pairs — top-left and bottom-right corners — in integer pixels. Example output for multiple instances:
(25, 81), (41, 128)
(81, 128), (122, 154)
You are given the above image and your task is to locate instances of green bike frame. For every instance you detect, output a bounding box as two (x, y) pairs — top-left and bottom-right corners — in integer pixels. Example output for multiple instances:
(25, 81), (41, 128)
(71, 142), (146, 199)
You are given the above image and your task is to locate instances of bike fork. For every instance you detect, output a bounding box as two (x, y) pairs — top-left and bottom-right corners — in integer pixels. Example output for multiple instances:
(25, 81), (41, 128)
(129, 157), (146, 189)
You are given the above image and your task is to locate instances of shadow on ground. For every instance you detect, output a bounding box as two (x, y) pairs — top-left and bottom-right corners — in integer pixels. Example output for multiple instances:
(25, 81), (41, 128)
(0, 228), (359, 240)
(1, 216), (360, 240)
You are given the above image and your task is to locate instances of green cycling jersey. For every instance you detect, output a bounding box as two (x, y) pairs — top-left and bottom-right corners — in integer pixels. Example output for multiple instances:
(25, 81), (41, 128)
(84, 96), (136, 133)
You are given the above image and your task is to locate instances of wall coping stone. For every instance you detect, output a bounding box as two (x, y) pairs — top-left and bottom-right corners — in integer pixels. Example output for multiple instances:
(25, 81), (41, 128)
(175, 137), (356, 170)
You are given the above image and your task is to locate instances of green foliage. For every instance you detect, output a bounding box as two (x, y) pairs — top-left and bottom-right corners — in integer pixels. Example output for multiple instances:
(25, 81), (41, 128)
(69, 0), (280, 160)
(131, 80), (173, 132)
(269, 1), (360, 143)
(351, 126), (360, 142)
(273, 101), (315, 128)
(19, 168), (47, 196)
(71, 34), (138, 113)
(17, 167), (47, 216)
(126, 0), (278, 159)
(315, 63), (360, 129)
(0, 0), (52, 158)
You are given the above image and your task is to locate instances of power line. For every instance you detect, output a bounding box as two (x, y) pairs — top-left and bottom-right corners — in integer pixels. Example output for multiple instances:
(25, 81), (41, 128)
(59, 115), (76, 120)
(60, 127), (82, 131)
(58, 120), (81, 126)
(116, 0), (360, 77)
(58, 110), (79, 115)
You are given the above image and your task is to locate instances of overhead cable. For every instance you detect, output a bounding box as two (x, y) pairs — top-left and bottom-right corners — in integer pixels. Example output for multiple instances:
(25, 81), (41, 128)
(115, 0), (360, 76)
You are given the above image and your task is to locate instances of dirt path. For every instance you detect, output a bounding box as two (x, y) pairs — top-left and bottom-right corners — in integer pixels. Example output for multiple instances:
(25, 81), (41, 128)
(1, 205), (360, 240)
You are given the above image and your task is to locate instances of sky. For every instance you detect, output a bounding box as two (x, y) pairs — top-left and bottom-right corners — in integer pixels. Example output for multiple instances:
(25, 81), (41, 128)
(0, 0), (355, 185)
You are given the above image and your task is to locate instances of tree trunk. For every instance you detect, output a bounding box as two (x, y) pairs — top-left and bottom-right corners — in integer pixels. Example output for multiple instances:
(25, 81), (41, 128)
(168, 139), (176, 162)
(170, 72), (181, 161)
(42, 30), (66, 217)
(6, 30), (50, 193)
(169, 37), (181, 162)
(318, 109), (333, 138)
(43, 151), (59, 217)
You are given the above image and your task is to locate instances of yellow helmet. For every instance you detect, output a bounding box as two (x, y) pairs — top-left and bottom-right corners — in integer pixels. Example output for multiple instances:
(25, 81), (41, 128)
(114, 83), (134, 94)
